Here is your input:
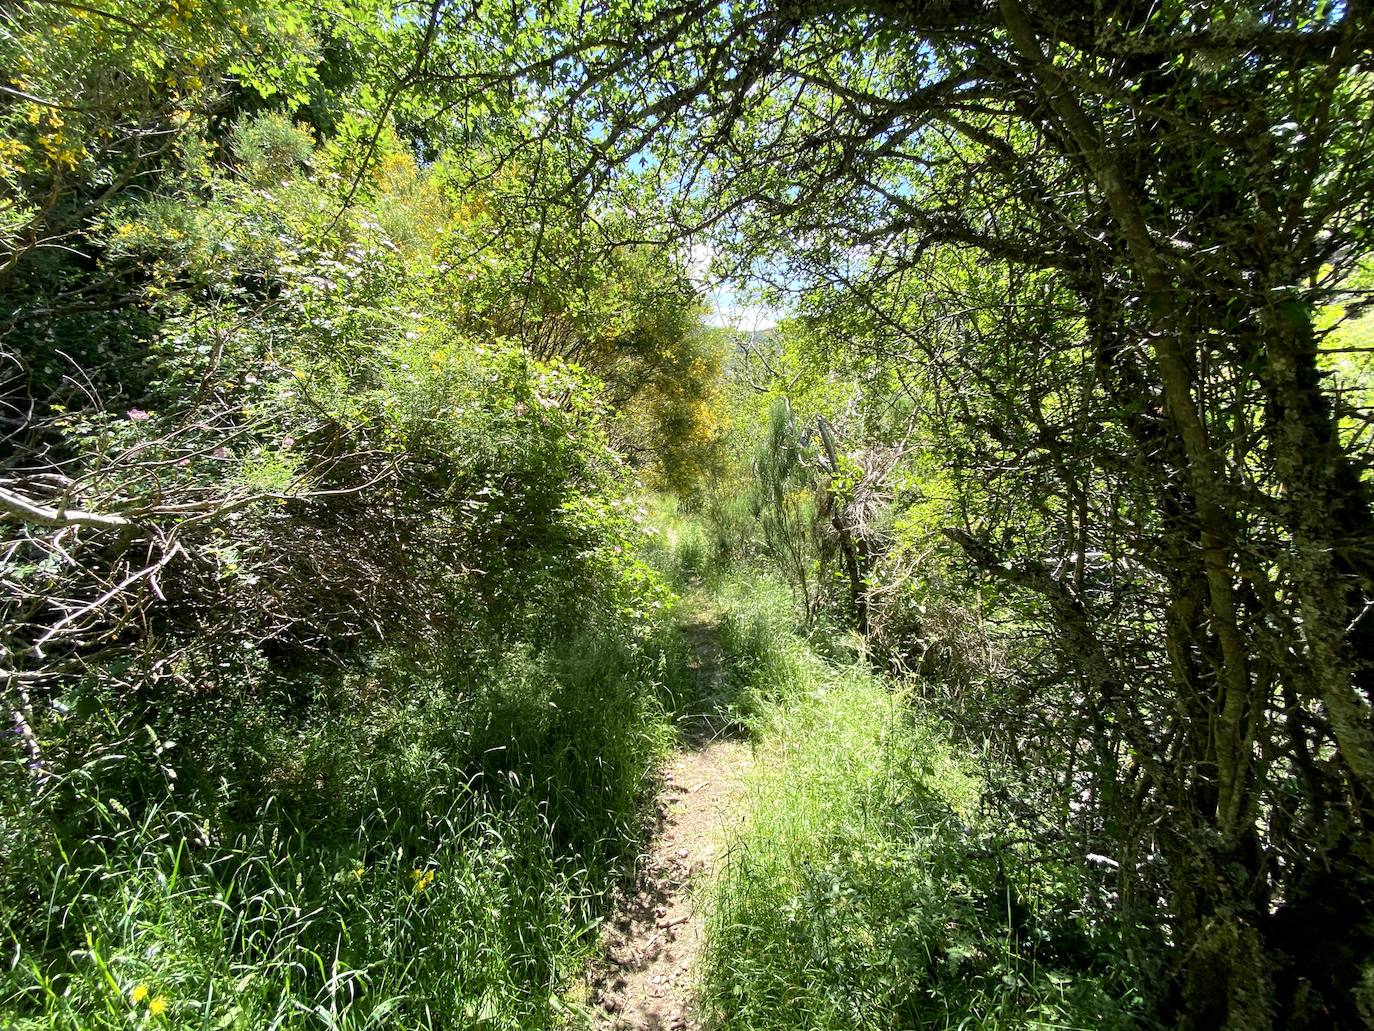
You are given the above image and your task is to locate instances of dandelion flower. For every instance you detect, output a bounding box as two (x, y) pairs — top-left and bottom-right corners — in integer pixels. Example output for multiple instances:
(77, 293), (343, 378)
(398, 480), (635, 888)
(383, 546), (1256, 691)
(149, 995), (168, 1016)
(353, 865), (366, 879)
(130, 984), (149, 1004)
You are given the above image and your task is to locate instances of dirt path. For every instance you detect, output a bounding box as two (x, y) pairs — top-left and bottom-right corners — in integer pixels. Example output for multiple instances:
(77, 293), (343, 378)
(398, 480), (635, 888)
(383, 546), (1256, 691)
(582, 617), (750, 1030)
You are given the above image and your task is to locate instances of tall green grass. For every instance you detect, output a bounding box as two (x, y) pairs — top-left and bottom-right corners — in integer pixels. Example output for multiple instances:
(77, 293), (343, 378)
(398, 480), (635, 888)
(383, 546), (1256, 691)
(0, 629), (680, 1030)
(697, 567), (1146, 1031)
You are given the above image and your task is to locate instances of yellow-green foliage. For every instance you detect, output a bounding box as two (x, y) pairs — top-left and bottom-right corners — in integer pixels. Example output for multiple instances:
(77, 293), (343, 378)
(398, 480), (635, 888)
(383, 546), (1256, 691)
(1321, 259), (1374, 420)
(0, 0), (317, 259)
(623, 328), (732, 496)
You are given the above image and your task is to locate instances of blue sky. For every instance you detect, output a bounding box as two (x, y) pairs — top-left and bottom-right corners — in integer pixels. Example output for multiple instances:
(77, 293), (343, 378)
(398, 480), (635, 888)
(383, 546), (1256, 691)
(689, 242), (782, 330)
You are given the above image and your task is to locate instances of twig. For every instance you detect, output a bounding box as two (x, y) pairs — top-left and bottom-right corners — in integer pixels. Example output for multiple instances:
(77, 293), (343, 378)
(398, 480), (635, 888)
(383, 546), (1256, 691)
(32, 543), (185, 657)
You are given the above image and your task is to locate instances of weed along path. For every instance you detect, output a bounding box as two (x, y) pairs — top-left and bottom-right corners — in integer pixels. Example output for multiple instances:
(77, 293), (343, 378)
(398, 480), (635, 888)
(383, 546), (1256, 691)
(583, 612), (751, 1030)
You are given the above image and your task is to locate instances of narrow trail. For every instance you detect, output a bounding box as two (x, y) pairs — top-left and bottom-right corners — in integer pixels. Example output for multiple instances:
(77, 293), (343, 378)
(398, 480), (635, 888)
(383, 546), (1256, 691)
(583, 613), (750, 1030)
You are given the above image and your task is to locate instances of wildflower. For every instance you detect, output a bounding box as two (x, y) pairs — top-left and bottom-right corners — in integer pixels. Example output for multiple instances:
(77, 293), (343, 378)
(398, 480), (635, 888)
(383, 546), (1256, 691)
(411, 868), (437, 893)
(148, 995), (168, 1016)
(353, 865), (366, 879)
(129, 984), (149, 1004)
(127, 408), (149, 421)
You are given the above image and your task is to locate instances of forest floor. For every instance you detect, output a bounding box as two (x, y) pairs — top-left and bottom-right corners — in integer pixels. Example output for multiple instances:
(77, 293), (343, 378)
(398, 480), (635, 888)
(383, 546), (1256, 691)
(582, 611), (750, 1030)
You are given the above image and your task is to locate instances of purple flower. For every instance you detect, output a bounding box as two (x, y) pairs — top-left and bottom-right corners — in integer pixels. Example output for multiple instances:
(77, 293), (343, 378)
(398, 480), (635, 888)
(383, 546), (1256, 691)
(127, 408), (149, 421)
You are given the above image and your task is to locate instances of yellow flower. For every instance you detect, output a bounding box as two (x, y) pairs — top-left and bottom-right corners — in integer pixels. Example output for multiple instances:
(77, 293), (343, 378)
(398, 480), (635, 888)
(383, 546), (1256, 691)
(353, 865), (366, 879)
(149, 995), (168, 1016)
(130, 984), (149, 1004)
(411, 868), (436, 893)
